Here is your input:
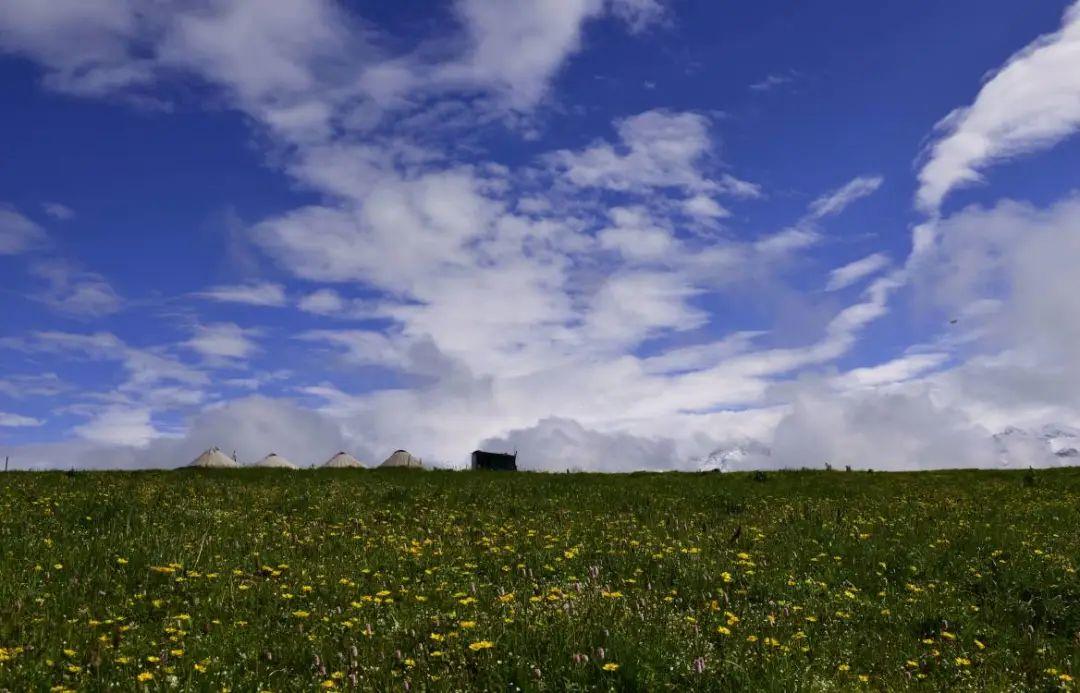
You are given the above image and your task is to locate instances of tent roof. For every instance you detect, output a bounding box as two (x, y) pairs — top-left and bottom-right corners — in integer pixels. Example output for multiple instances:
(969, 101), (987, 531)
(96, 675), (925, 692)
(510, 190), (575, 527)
(379, 449), (423, 468)
(322, 451), (364, 468)
(188, 447), (239, 469)
(254, 453), (298, 469)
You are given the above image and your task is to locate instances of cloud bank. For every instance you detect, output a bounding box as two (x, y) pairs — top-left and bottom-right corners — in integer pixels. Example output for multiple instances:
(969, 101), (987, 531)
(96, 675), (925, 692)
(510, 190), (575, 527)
(1, 1), (1080, 473)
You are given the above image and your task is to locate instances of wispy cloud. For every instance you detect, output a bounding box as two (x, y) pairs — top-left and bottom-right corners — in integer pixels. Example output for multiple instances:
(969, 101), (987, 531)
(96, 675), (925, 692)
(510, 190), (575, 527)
(825, 252), (891, 291)
(916, 1), (1080, 213)
(808, 175), (883, 219)
(749, 71), (797, 92)
(0, 205), (48, 254)
(29, 260), (123, 318)
(42, 202), (75, 220)
(0, 411), (43, 427)
(196, 282), (287, 307)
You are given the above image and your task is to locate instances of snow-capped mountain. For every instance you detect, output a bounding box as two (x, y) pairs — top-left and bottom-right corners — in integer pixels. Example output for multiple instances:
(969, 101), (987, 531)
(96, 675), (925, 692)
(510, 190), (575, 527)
(989, 423), (1079, 467)
(697, 440), (772, 472)
(697, 424), (1080, 472)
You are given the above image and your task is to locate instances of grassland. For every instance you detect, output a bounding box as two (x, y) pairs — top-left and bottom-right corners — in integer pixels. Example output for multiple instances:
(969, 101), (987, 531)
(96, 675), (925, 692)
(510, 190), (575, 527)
(1, 468), (1078, 691)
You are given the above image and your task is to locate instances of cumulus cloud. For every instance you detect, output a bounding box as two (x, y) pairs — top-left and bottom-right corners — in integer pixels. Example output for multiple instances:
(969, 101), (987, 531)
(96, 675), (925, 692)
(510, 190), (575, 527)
(0, 0), (154, 96)
(298, 288), (345, 315)
(438, 0), (607, 109)
(549, 110), (759, 197)
(682, 194), (730, 220)
(186, 323), (259, 361)
(73, 406), (157, 447)
(166, 396), (349, 467)
(2, 396), (349, 470)
(916, 2), (1080, 213)
(481, 417), (681, 472)
(295, 288), (383, 319)
(0, 0), (659, 128)
(8, 0), (1079, 475)
(767, 379), (998, 470)
(911, 195), (1080, 386)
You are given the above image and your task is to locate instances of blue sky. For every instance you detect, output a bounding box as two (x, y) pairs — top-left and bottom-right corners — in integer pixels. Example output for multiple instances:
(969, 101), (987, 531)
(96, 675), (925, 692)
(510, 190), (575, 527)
(2, 0), (1080, 470)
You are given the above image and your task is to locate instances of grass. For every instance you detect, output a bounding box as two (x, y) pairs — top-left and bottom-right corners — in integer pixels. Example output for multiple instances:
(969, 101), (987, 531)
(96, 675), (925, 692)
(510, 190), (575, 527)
(1, 467), (1078, 691)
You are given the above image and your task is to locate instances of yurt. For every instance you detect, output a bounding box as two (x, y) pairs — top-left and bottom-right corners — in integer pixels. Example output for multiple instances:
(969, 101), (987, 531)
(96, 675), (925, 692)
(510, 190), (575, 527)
(188, 447), (240, 469)
(253, 453), (298, 469)
(322, 451), (364, 468)
(379, 449), (423, 469)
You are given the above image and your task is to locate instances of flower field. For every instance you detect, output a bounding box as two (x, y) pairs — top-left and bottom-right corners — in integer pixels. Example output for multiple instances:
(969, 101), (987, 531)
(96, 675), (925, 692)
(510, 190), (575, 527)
(1, 468), (1078, 691)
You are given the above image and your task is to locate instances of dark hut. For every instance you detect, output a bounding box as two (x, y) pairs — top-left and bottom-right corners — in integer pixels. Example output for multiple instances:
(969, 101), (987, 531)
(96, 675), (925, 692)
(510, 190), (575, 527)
(471, 450), (517, 471)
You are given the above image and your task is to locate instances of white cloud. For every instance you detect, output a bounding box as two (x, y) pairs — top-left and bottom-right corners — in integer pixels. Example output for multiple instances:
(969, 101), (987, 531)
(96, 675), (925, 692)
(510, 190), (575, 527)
(0, 373), (67, 398)
(916, 2), (1080, 213)
(438, 0), (606, 109)
(825, 252), (890, 291)
(0, 206), (48, 254)
(607, 0), (666, 33)
(11, 331), (208, 389)
(298, 288), (345, 315)
(158, 0), (357, 129)
(833, 352), (949, 389)
(549, 110), (756, 195)
(16, 0), (1077, 474)
(749, 72), (795, 92)
(196, 282), (287, 307)
(597, 206), (678, 260)
(753, 226), (820, 255)
(682, 194), (730, 219)
(0, 411), (43, 427)
(0, 0), (658, 131)
(74, 406), (157, 447)
(481, 417), (680, 471)
(164, 396), (348, 467)
(42, 202), (74, 220)
(0, 0), (153, 96)
(767, 379), (997, 470)
(29, 260), (122, 317)
(255, 170), (502, 288)
(299, 330), (412, 370)
(584, 271), (706, 346)
(808, 175), (883, 219)
(186, 323), (259, 360)
(912, 195), (1080, 382)
(296, 289), (383, 320)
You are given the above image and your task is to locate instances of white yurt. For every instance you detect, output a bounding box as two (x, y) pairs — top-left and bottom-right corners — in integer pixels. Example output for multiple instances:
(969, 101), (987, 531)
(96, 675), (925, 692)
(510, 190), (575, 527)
(379, 449), (423, 469)
(322, 451), (364, 469)
(253, 453), (298, 469)
(188, 447), (240, 469)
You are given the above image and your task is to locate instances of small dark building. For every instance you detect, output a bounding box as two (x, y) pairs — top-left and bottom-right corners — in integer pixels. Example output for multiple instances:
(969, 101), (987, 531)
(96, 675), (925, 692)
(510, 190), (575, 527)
(471, 450), (517, 471)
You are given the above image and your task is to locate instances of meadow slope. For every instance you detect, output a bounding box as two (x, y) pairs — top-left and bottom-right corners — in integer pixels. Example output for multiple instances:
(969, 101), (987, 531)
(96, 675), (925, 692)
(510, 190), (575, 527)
(1, 468), (1078, 691)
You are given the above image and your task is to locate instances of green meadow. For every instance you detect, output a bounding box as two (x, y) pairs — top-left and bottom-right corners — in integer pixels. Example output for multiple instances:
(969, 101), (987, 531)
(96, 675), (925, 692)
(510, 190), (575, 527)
(1, 468), (1078, 691)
